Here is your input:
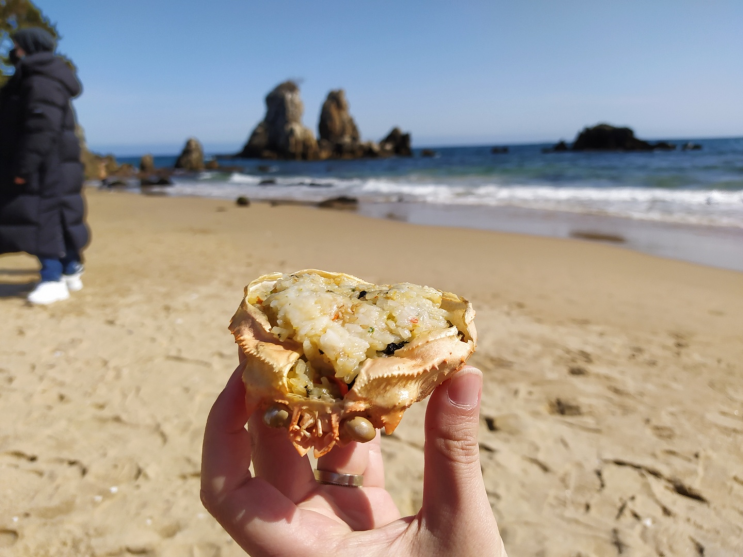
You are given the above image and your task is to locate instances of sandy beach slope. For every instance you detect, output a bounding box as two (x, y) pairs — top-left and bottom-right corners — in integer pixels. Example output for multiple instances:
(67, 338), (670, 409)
(1, 189), (742, 556)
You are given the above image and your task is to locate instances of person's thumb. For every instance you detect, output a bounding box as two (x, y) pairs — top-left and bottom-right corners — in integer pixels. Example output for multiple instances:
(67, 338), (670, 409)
(420, 366), (496, 550)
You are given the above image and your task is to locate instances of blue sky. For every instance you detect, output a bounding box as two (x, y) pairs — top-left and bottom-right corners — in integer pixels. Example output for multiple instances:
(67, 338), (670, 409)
(32, 0), (743, 155)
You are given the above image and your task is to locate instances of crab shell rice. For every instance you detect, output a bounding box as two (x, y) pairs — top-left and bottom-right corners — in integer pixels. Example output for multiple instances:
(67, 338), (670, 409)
(229, 270), (477, 457)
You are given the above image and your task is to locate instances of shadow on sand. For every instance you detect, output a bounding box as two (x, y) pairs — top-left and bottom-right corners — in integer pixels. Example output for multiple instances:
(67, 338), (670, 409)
(0, 268), (37, 299)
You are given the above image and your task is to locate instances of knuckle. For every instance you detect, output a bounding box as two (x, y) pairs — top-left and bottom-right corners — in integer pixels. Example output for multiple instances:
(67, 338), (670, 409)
(199, 488), (216, 513)
(433, 430), (480, 466)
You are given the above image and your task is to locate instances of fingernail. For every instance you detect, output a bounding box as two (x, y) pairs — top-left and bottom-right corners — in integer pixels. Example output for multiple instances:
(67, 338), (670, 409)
(448, 368), (481, 409)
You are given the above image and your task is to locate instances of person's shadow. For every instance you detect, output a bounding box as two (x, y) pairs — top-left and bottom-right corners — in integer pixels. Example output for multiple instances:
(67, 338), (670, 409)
(0, 268), (37, 299)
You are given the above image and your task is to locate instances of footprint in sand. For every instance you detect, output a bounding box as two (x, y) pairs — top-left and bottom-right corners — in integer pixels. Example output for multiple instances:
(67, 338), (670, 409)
(0, 530), (18, 548)
(549, 398), (582, 416)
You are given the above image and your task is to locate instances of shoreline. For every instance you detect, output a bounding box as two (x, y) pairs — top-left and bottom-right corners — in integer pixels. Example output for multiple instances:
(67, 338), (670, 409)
(357, 201), (743, 273)
(122, 184), (743, 273)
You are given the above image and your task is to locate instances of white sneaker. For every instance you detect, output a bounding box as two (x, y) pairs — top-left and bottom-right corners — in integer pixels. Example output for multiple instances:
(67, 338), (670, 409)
(63, 269), (84, 292)
(27, 280), (70, 305)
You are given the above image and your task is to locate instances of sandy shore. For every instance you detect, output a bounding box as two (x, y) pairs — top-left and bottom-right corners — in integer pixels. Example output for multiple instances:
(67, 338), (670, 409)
(1, 189), (742, 556)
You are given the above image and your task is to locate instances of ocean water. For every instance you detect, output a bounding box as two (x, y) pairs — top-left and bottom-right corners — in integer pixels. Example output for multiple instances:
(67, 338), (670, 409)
(119, 137), (743, 228)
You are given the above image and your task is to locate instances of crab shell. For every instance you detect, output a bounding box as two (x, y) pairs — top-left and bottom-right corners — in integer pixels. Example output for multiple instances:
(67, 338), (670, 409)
(229, 270), (477, 457)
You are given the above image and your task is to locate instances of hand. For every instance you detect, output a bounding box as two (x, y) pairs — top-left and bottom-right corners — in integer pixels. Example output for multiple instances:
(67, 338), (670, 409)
(14, 177), (26, 185)
(201, 365), (507, 557)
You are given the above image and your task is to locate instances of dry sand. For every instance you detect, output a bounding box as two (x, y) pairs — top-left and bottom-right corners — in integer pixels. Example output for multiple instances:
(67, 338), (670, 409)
(1, 189), (742, 556)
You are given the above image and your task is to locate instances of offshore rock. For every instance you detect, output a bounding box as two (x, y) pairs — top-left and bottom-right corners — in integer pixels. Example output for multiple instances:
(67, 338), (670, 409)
(140, 154), (155, 173)
(379, 127), (412, 157)
(557, 124), (676, 152)
(238, 81), (318, 160)
(318, 89), (361, 158)
(175, 137), (205, 171)
(682, 142), (702, 151)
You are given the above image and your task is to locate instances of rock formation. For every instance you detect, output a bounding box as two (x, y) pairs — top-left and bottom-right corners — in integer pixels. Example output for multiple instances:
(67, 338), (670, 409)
(175, 137), (205, 171)
(237, 81), (318, 160)
(235, 82), (414, 160)
(379, 127), (412, 156)
(548, 124), (677, 152)
(317, 89), (362, 158)
(681, 142), (702, 151)
(140, 154), (155, 173)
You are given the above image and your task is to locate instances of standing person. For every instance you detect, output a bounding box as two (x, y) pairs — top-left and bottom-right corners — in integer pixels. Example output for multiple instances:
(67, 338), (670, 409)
(0, 28), (89, 304)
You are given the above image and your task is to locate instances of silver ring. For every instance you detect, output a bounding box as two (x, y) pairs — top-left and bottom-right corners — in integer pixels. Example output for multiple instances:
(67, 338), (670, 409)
(314, 469), (364, 488)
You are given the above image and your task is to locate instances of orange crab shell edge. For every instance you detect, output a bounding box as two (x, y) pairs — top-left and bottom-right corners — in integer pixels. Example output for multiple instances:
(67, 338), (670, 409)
(229, 270), (477, 457)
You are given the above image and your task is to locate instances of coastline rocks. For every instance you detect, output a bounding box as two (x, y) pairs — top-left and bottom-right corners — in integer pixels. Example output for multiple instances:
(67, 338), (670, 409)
(491, 146), (509, 154)
(238, 81), (319, 160)
(138, 153), (175, 187)
(572, 124), (652, 151)
(318, 89), (360, 154)
(140, 154), (155, 173)
(379, 127), (412, 156)
(542, 140), (569, 153)
(140, 175), (173, 187)
(317, 196), (358, 210)
(421, 149), (437, 157)
(682, 142), (702, 151)
(236, 82), (414, 160)
(175, 137), (205, 171)
(550, 124), (677, 152)
(76, 124), (131, 181)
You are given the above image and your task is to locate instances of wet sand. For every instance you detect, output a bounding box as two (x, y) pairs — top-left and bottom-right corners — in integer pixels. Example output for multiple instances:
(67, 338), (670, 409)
(0, 189), (742, 556)
(359, 202), (743, 273)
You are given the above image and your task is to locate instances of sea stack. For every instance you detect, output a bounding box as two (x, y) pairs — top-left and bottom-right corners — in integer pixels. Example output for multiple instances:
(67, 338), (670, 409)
(379, 127), (412, 156)
(237, 81), (319, 160)
(175, 137), (205, 171)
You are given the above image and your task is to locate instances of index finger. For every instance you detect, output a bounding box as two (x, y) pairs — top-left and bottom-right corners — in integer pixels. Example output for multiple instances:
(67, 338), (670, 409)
(201, 365), (254, 507)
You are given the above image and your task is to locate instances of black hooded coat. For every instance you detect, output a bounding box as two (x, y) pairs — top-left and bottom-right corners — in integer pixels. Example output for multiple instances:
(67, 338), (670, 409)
(0, 51), (89, 258)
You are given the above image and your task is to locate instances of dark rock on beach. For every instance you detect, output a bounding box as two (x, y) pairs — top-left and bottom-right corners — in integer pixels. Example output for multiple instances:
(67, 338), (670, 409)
(140, 175), (173, 187)
(317, 196), (358, 210)
(236, 196), (250, 207)
(138, 153), (175, 187)
(237, 81), (318, 161)
(175, 137), (205, 171)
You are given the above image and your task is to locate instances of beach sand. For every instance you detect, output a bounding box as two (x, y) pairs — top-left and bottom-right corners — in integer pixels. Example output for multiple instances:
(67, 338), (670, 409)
(1, 189), (742, 556)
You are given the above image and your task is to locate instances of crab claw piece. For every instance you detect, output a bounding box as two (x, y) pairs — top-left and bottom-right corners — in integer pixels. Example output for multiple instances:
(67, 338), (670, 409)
(264, 404), (291, 428)
(341, 416), (376, 443)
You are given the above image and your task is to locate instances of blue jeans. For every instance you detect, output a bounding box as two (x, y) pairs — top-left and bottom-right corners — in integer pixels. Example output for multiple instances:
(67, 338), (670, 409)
(39, 241), (82, 282)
